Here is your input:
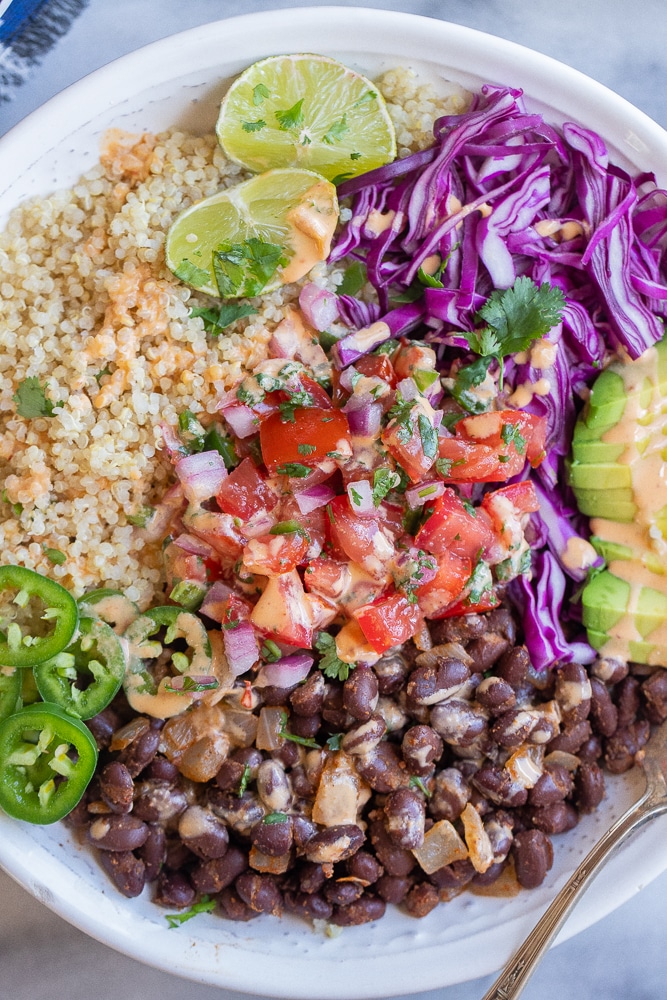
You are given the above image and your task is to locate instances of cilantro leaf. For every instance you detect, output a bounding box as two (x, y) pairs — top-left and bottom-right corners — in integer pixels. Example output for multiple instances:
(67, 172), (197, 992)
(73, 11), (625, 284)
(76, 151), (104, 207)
(418, 414), (438, 461)
(275, 98), (305, 130)
(465, 277), (565, 388)
(501, 421), (527, 454)
(173, 259), (211, 288)
(372, 468), (400, 506)
(43, 546), (66, 565)
(13, 377), (61, 419)
(386, 392), (416, 444)
(241, 119), (266, 133)
(298, 443), (317, 456)
(278, 710), (321, 749)
(408, 775), (432, 798)
(451, 356), (494, 414)
(323, 115), (350, 145)
(276, 462), (311, 478)
(166, 895), (216, 928)
(338, 261), (366, 297)
(315, 631), (354, 682)
(252, 83), (270, 105)
(190, 303), (257, 334)
(278, 390), (314, 423)
(212, 238), (287, 298)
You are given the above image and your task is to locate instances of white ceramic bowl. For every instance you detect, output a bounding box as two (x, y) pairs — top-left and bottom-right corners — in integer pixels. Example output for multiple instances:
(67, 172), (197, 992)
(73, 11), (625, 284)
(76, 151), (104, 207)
(2, 8), (667, 998)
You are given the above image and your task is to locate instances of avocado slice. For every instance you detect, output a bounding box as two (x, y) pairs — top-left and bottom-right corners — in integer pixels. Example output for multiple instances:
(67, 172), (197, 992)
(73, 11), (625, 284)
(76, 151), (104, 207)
(590, 536), (633, 563)
(568, 462), (632, 491)
(571, 439), (626, 465)
(573, 488), (636, 521)
(635, 585), (667, 638)
(581, 570), (630, 634)
(585, 369), (627, 430)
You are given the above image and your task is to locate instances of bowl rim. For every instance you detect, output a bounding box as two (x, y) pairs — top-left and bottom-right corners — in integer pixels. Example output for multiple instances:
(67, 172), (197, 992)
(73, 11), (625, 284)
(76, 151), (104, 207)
(1, 7), (667, 998)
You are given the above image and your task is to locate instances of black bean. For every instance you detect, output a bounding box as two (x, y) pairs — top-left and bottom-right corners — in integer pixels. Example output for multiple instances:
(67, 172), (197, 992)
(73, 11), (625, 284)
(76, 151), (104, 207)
(575, 761), (605, 812)
(615, 676), (640, 729)
(208, 789), (265, 837)
(375, 874), (413, 904)
(604, 720), (650, 774)
(547, 719), (592, 755)
(283, 890), (333, 922)
(429, 614), (486, 645)
(324, 880), (364, 906)
(330, 895), (386, 926)
(429, 767), (470, 822)
(298, 862), (326, 894)
(428, 858), (475, 891)
(512, 829), (553, 889)
(216, 748), (263, 792)
(133, 781), (188, 824)
(190, 846), (248, 894)
(235, 872), (283, 916)
(403, 881), (439, 918)
(271, 739), (301, 768)
(529, 765), (573, 807)
(495, 646), (531, 688)
(484, 810), (514, 863)
(343, 664), (379, 721)
(290, 765), (317, 800)
(341, 714), (386, 756)
(578, 735), (603, 762)
(136, 824), (166, 883)
(164, 837), (195, 871)
(178, 805), (230, 860)
(87, 814), (149, 852)
(144, 755), (180, 784)
(591, 657), (628, 686)
(587, 676), (618, 737)
(384, 788), (425, 850)
(251, 813), (293, 857)
(406, 657), (470, 707)
(526, 801), (578, 835)
(87, 709), (121, 750)
(218, 886), (258, 921)
(290, 671), (326, 716)
(401, 724), (444, 775)
(554, 663), (592, 723)
(98, 850), (146, 898)
(467, 633), (510, 672)
(373, 651), (411, 695)
(322, 684), (348, 729)
(475, 676), (516, 717)
(353, 741), (407, 792)
(306, 824), (365, 864)
(430, 699), (487, 747)
(116, 727), (159, 778)
(289, 713), (322, 739)
(368, 818), (415, 877)
(154, 870), (195, 909)
(642, 671), (667, 724)
(256, 759), (291, 813)
(486, 609), (517, 646)
(471, 764), (528, 809)
(346, 850), (383, 884)
(490, 709), (540, 749)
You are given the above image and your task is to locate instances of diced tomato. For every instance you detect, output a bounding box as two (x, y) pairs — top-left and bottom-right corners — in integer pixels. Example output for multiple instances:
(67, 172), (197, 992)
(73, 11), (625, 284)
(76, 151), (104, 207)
(250, 570), (313, 649)
(260, 407), (351, 474)
(279, 495), (328, 558)
(216, 457), (277, 521)
(353, 591), (423, 654)
(304, 556), (384, 610)
(437, 437), (525, 482)
(456, 410), (548, 471)
(219, 592), (253, 629)
(436, 589), (501, 618)
(242, 531), (309, 575)
(415, 489), (496, 562)
(182, 507), (246, 560)
(163, 540), (210, 590)
(382, 405), (438, 483)
(482, 480), (540, 515)
(416, 549), (471, 618)
(355, 353), (397, 387)
(392, 342), (437, 380)
(327, 495), (393, 579)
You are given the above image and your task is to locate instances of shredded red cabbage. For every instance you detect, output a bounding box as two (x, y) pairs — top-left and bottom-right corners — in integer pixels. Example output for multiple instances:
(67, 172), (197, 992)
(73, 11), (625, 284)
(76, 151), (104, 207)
(328, 83), (667, 668)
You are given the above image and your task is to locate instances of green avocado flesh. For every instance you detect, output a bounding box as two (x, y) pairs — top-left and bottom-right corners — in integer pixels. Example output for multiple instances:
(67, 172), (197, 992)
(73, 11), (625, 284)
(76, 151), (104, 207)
(572, 337), (667, 664)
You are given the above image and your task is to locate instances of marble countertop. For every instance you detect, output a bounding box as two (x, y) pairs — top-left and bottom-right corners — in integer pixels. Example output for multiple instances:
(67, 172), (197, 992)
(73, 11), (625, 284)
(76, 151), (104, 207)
(1, 2), (667, 998)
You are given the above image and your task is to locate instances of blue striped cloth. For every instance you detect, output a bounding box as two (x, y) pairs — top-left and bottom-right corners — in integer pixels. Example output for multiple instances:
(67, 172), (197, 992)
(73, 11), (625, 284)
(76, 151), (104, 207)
(0, 0), (88, 102)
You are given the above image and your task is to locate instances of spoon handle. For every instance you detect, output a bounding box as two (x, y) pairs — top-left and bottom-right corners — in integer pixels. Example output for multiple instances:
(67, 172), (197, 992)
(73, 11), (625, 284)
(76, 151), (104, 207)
(481, 786), (663, 1000)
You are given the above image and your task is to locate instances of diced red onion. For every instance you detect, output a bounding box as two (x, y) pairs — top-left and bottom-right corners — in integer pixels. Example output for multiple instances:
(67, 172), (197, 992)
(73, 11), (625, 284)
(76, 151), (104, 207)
(173, 532), (217, 558)
(140, 483), (186, 542)
(293, 483), (337, 514)
(346, 401), (383, 437)
(159, 421), (187, 463)
(221, 403), (258, 439)
(333, 320), (392, 367)
(255, 653), (314, 689)
(223, 619), (260, 677)
(347, 479), (376, 515)
(299, 282), (340, 331)
(243, 508), (277, 538)
(175, 450), (228, 504)
(405, 480), (445, 509)
(396, 377), (419, 401)
(199, 580), (234, 622)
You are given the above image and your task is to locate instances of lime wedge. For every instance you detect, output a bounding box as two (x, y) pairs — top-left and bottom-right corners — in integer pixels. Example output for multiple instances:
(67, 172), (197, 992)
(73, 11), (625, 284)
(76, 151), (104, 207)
(216, 54), (396, 183)
(165, 167), (339, 298)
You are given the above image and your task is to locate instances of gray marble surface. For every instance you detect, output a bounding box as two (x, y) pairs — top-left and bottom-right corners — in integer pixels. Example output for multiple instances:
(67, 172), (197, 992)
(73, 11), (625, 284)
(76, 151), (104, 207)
(1, 1), (667, 998)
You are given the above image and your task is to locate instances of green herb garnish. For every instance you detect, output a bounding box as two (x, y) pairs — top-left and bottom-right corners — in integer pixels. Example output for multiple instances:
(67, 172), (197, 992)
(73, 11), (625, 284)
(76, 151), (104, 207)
(278, 710), (320, 749)
(276, 462), (311, 478)
(190, 303), (257, 334)
(274, 98), (305, 130)
(13, 377), (61, 419)
(173, 259), (211, 288)
(166, 895), (216, 928)
(315, 631), (354, 682)
(212, 238), (287, 298)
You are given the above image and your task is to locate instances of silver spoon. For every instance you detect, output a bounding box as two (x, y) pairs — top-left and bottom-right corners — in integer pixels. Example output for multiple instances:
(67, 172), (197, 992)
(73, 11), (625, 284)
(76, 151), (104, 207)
(482, 718), (667, 1000)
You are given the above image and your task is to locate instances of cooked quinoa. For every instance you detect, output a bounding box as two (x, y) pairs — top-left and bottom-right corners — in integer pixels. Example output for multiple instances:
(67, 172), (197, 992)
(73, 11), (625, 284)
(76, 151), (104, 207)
(0, 68), (468, 607)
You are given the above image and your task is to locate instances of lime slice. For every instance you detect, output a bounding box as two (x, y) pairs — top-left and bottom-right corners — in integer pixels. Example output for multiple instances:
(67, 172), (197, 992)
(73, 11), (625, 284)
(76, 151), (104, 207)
(165, 167), (339, 298)
(216, 53), (396, 183)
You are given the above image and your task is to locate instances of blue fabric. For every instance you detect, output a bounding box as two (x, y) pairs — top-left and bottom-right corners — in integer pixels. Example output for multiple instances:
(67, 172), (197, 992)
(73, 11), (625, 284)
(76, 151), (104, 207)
(0, 0), (47, 42)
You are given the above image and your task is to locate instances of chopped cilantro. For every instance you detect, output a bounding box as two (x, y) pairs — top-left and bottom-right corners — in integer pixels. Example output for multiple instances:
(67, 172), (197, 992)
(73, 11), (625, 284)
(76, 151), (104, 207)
(166, 895), (216, 928)
(315, 631), (354, 681)
(326, 733), (343, 751)
(467, 559), (494, 604)
(418, 414), (438, 461)
(276, 462), (311, 478)
(274, 98), (305, 130)
(353, 90), (377, 106)
(278, 710), (320, 749)
(241, 119), (266, 133)
(237, 763), (251, 797)
(372, 468), (400, 506)
(164, 676), (218, 694)
(252, 83), (270, 105)
(279, 390), (314, 422)
(465, 276), (565, 389)
(350, 152), (362, 161)
(94, 365), (111, 385)
(408, 775), (432, 798)
(190, 302), (257, 334)
(43, 546), (66, 565)
(263, 811), (290, 824)
(374, 338), (400, 356)
(501, 421), (527, 454)
(434, 457), (453, 477)
(173, 259), (210, 288)
(2, 490), (22, 518)
(349, 487), (363, 507)
(297, 443), (317, 456)
(202, 425), (238, 469)
(323, 115), (350, 144)
(261, 639), (282, 662)
(462, 499), (477, 519)
(127, 505), (155, 528)
(386, 392), (416, 444)
(331, 172), (354, 186)
(178, 409), (206, 452)
(212, 238), (287, 298)
(13, 377), (61, 419)
(270, 519), (309, 539)
(451, 356), (494, 414)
